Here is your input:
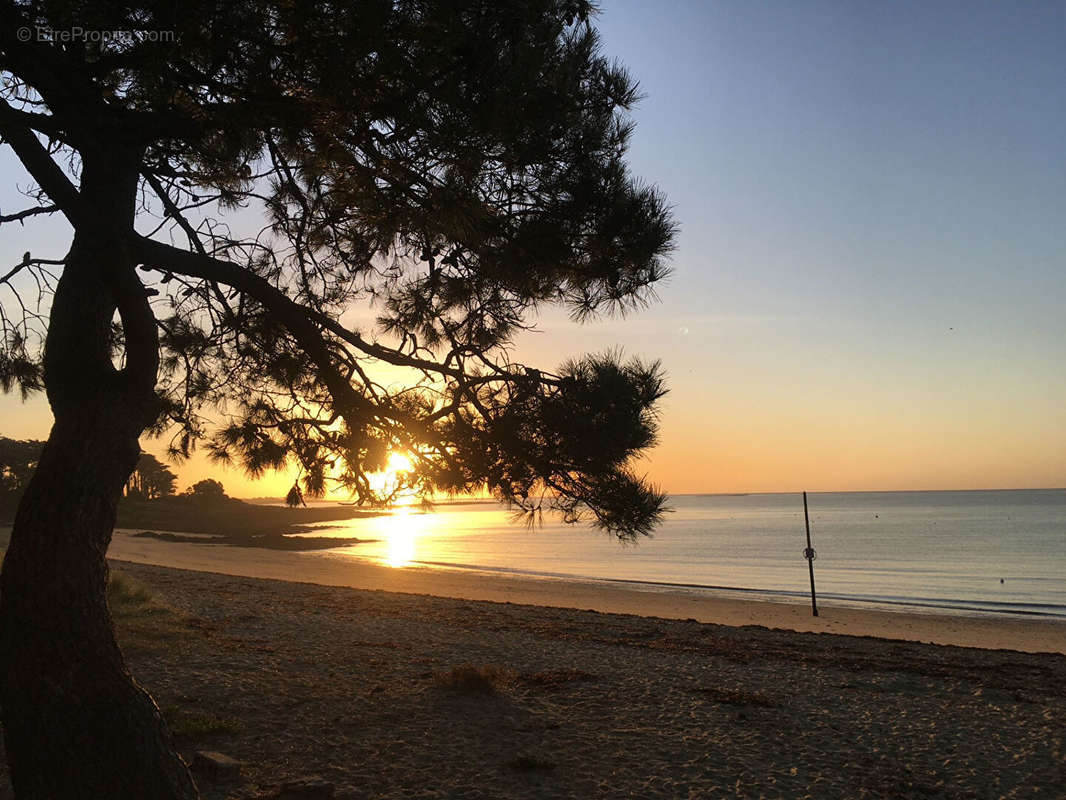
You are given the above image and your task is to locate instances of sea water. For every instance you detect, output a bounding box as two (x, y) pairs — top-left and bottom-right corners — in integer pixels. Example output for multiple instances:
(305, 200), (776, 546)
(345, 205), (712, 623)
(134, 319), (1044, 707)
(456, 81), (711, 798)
(298, 490), (1066, 618)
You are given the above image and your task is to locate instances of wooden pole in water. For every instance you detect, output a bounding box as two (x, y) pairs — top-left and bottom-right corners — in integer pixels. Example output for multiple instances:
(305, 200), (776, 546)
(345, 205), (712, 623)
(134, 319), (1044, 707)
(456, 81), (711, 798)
(803, 491), (819, 617)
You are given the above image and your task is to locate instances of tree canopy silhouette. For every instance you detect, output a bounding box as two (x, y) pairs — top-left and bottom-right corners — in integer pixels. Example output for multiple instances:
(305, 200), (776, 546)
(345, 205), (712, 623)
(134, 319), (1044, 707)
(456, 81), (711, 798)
(181, 477), (227, 501)
(0, 436), (43, 510)
(0, 0), (675, 797)
(285, 482), (306, 508)
(123, 451), (178, 500)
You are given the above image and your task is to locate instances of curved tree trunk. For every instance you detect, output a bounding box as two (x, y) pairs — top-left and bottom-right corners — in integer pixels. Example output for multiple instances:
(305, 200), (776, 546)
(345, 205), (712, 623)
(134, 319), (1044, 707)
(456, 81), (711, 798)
(0, 154), (199, 798)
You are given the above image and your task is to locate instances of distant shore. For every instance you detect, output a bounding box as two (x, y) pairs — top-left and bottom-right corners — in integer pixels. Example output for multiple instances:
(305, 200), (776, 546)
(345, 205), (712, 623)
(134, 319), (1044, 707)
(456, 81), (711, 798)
(2, 496), (383, 550)
(115, 495), (383, 537)
(0, 495), (381, 537)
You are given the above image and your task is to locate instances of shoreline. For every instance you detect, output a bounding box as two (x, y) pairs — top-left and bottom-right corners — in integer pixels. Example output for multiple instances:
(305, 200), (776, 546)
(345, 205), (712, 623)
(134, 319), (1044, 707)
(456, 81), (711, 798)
(3, 524), (1064, 654)
(414, 562), (1066, 620)
(101, 528), (1066, 654)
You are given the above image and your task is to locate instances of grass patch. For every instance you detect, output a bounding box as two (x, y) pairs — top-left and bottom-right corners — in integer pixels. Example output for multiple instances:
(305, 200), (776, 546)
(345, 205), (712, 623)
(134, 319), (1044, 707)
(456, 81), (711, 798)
(692, 686), (781, 708)
(108, 570), (159, 608)
(161, 706), (243, 740)
(109, 569), (197, 648)
(0, 559), (198, 649)
(434, 664), (517, 694)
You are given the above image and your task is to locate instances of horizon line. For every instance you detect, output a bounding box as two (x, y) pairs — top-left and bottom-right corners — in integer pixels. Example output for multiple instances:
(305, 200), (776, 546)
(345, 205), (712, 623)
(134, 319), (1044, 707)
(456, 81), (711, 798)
(234, 486), (1066, 502)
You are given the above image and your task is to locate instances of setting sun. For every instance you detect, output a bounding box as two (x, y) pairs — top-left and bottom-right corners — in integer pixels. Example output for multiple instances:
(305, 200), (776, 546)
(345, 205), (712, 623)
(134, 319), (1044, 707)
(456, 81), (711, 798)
(365, 451), (417, 499)
(386, 452), (413, 477)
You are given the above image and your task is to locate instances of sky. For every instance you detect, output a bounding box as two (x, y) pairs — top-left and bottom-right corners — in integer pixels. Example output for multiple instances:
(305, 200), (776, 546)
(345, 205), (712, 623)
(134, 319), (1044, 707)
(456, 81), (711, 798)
(2, 0), (1065, 496)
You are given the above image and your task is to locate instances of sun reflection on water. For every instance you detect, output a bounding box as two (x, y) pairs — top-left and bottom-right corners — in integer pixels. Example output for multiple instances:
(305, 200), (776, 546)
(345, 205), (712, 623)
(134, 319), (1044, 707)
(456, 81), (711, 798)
(384, 506), (420, 568)
(296, 500), (504, 569)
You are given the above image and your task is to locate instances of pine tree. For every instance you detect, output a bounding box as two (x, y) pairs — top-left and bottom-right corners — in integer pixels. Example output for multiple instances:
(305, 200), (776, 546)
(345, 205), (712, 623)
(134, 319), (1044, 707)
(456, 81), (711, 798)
(285, 483), (305, 508)
(124, 452), (178, 500)
(0, 1), (675, 796)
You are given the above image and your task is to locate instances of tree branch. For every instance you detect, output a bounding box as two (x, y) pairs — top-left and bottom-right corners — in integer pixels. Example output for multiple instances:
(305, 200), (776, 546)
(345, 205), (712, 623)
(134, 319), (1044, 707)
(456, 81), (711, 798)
(0, 204), (59, 225)
(1, 257), (66, 286)
(0, 100), (83, 224)
(131, 233), (378, 432)
(0, 105), (63, 138)
(110, 261), (160, 401)
(130, 233), (475, 381)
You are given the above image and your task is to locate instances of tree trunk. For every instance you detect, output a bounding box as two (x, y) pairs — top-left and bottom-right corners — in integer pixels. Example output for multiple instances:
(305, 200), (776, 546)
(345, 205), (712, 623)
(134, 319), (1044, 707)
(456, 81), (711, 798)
(0, 153), (199, 798)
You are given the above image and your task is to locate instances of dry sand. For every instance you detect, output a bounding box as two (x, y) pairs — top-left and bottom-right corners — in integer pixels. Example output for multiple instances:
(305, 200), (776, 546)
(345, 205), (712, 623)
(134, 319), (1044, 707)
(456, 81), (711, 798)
(106, 528), (1066, 655)
(62, 564), (1066, 797)
(1, 527), (1065, 798)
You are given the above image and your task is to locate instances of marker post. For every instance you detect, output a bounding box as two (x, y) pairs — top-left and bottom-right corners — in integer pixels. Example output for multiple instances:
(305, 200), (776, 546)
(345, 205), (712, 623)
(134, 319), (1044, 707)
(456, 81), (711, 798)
(803, 491), (818, 617)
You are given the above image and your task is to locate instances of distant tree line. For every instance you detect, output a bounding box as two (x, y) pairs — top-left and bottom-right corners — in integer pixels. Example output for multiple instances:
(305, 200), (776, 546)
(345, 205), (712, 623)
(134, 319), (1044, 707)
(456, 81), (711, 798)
(2, 437), (189, 508)
(181, 478), (228, 501)
(123, 453), (178, 501)
(0, 437), (44, 511)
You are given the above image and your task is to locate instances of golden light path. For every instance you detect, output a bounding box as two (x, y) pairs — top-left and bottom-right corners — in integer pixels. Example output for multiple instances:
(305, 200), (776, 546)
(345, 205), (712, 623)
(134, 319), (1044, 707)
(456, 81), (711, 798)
(381, 451), (420, 568)
(353, 451), (492, 568)
(384, 506), (420, 568)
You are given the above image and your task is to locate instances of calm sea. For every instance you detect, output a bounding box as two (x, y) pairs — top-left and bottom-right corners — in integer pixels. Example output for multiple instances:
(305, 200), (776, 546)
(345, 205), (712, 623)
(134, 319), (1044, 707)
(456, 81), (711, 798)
(298, 490), (1066, 618)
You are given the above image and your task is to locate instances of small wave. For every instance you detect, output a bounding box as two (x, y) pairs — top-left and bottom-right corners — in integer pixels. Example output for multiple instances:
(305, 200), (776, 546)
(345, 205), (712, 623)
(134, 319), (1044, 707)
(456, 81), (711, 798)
(399, 558), (1066, 620)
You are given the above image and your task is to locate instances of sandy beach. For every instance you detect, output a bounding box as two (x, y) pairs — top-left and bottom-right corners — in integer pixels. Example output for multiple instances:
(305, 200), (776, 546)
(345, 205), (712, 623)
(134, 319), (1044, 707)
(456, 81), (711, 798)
(2, 560), (1061, 799)
(104, 531), (1066, 799)
(1, 527), (1065, 798)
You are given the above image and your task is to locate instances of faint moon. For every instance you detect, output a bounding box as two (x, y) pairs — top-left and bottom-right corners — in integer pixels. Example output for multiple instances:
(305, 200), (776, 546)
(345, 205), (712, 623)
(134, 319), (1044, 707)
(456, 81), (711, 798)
(678, 326), (689, 336)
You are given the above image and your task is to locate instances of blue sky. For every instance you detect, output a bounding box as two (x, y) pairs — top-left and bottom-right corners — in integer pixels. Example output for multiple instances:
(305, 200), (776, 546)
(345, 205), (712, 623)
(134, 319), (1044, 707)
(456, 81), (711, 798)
(567, 0), (1066, 491)
(2, 0), (1064, 493)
